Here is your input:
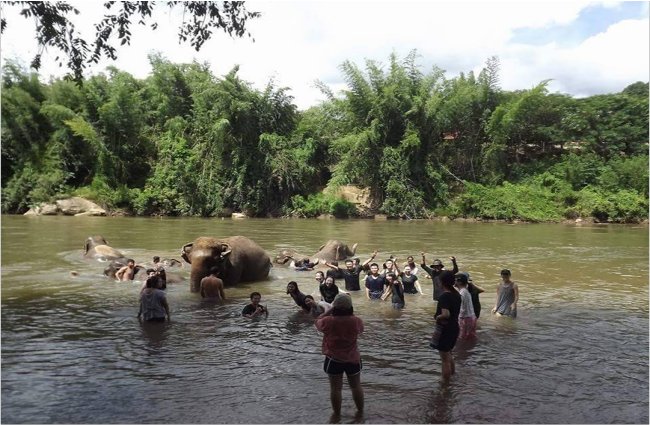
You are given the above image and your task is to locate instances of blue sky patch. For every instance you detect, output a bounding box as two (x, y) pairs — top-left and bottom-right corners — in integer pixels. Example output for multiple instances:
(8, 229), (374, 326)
(511, 2), (647, 47)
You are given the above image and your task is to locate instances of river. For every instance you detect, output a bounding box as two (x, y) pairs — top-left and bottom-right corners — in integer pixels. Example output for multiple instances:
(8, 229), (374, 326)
(1, 216), (648, 423)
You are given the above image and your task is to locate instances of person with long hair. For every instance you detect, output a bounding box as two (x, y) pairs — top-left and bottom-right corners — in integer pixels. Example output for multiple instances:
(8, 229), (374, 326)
(137, 276), (170, 322)
(315, 293), (364, 417)
(286, 281), (309, 313)
(430, 271), (461, 383)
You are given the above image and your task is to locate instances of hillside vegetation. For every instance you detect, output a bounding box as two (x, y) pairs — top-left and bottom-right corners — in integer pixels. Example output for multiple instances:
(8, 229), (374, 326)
(2, 53), (648, 222)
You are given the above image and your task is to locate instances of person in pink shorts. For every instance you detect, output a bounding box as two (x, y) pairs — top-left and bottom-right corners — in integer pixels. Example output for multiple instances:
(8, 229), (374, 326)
(455, 274), (477, 339)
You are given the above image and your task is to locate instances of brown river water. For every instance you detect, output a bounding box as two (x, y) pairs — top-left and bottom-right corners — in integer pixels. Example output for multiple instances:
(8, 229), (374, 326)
(1, 216), (648, 424)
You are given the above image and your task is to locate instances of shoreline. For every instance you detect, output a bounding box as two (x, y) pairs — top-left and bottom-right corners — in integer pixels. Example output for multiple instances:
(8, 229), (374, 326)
(9, 212), (649, 225)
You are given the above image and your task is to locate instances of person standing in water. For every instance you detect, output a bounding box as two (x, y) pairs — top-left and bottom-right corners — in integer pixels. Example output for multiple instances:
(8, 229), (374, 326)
(315, 293), (364, 417)
(320, 276), (341, 304)
(402, 256), (419, 276)
(459, 272), (485, 319)
(430, 271), (461, 383)
(492, 269), (518, 318)
(455, 274), (476, 339)
(384, 273), (405, 309)
(400, 265), (424, 295)
(138, 276), (171, 322)
(200, 267), (226, 301)
(421, 253), (458, 301)
(364, 263), (387, 300)
(325, 259), (363, 291)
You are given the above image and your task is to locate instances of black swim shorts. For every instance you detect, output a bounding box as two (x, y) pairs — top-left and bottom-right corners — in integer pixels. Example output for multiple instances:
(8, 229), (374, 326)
(323, 356), (362, 376)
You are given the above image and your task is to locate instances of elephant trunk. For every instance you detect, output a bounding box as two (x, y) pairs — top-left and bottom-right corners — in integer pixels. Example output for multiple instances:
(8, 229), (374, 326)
(190, 262), (209, 293)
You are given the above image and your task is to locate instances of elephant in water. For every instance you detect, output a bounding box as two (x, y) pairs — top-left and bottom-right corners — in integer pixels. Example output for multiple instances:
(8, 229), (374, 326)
(84, 236), (124, 261)
(103, 260), (186, 284)
(275, 240), (358, 266)
(181, 236), (272, 292)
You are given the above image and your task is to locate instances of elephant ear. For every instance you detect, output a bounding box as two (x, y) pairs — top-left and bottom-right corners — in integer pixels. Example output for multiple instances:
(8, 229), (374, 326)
(220, 243), (232, 258)
(181, 242), (194, 264)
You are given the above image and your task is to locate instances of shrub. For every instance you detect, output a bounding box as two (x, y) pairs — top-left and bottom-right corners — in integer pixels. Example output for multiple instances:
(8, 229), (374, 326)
(290, 193), (357, 218)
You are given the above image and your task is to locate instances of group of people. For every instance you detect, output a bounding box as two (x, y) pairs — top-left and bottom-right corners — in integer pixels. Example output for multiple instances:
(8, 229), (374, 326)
(136, 248), (519, 418)
(279, 252), (519, 416)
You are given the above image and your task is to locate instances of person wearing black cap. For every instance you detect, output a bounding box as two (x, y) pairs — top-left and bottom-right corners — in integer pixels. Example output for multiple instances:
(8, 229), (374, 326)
(421, 252), (458, 301)
(492, 269), (518, 318)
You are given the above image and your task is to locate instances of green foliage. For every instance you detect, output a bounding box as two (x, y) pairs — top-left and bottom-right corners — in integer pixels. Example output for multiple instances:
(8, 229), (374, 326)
(1, 53), (647, 222)
(289, 193), (357, 218)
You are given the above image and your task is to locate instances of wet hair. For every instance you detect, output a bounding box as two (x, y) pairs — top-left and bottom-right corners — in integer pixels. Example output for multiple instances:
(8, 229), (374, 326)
(303, 258), (310, 264)
(146, 268), (156, 275)
(407, 256), (414, 261)
(250, 292), (261, 300)
(325, 276), (335, 285)
(345, 259), (353, 265)
(146, 276), (161, 288)
(332, 306), (354, 316)
(370, 263), (379, 269)
(304, 295), (315, 302)
(286, 281), (299, 294)
(209, 266), (219, 275)
(127, 259), (135, 264)
(386, 272), (396, 280)
(315, 271), (325, 278)
(353, 258), (360, 263)
(152, 256), (160, 263)
(440, 270), (456, 291)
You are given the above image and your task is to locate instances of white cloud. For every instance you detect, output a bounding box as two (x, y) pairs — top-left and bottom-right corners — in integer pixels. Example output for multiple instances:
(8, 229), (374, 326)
(0, 1), (647, 109)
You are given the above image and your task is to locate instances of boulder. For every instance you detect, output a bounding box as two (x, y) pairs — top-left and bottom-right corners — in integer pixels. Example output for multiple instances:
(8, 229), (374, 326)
(74, 209), (107, 217)
(23, 203), (59, 216)
(56, 197), (105, 216)
(232, 212), (248, 219)
(374, 214), (388, 220)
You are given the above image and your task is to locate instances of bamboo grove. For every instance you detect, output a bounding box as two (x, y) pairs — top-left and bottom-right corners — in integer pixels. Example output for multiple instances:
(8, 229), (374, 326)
(2, 52), (648, 222)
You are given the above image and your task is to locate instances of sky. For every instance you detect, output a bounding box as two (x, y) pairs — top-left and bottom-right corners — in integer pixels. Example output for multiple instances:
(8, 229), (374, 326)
(1, 1), (648, 110)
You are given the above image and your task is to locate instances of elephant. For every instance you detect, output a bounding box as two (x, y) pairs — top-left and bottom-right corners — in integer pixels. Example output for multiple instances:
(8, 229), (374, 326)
(181, 236), (272, 292)
(103, 259), (187, 284)
(84, 236), (124, 261)
(275, 240), (358, 266)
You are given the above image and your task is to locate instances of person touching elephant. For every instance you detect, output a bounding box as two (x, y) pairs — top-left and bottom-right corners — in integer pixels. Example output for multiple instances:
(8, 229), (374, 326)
(181, 236), (272, 292)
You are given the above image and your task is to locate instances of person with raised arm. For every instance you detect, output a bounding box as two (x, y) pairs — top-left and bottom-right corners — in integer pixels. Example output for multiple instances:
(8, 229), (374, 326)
(421, 252), (458, 301)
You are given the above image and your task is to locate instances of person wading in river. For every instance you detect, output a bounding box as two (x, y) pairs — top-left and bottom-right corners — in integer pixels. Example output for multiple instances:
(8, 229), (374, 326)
(138, 276), (171, 322)
(421, 253), (459, 301)
(200, 266), (225, 301)
(364, 263), (387, 300)
(315, 293), (364, 417)
(430, 271), (461, 383)
(492, 269), (518, 318)
(242, 292), (269, 319)
(325, 259), (363, 291)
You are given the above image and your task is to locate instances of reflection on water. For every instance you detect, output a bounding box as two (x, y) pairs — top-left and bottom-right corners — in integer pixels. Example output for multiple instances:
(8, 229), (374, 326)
(1, 216), (648, 423)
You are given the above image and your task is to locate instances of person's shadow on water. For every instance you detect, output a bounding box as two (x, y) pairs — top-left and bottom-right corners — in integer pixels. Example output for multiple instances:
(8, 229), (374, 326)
(425, 383), (457, 424)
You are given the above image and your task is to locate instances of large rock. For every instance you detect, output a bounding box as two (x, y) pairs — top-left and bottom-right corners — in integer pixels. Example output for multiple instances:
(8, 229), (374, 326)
(56, 197), (105, 216)
(74, 209), (107, 217)
(232, 212), (248, 219)
(24, 203), (60, 216)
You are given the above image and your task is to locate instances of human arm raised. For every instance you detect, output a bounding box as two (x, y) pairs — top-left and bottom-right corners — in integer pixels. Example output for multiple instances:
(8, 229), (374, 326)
(362, 251), (378, 268)
(450, 256), (458, 274)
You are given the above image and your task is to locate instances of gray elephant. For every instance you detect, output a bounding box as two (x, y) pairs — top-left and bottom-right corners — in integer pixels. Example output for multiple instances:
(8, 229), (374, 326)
(84, 236), (124, 261)
(275, 240), (358, 266)
(103, 260), (186, 284)
(181, 236), (272, 292)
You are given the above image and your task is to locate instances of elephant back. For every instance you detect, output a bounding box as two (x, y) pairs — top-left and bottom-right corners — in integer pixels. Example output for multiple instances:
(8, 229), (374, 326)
(222, 236), (271, 281)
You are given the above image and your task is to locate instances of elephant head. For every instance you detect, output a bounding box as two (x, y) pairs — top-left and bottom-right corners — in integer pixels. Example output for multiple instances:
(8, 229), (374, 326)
(274, 248), (300, 265)
(181, 237), (233, 292)
(84, 236), (109, 255)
